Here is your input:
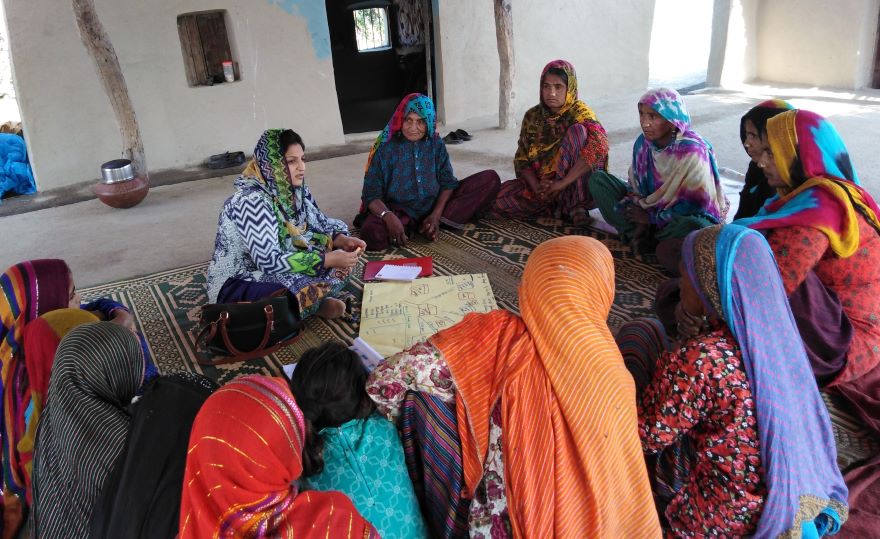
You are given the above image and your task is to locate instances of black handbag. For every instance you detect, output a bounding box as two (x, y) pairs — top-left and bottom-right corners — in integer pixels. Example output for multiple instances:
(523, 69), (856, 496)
(196, 290), (301, 365)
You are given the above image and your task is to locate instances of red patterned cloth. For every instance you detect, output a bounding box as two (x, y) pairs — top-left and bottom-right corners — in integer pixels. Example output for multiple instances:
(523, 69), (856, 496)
(639, 324), (766, 537)
(490, 120), (608, 220)
(767, 214), (880, 384)
(178, 376), (378, 539)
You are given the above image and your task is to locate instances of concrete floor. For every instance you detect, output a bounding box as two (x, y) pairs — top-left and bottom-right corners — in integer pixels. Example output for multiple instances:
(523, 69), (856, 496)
(4, 83), (880, 288)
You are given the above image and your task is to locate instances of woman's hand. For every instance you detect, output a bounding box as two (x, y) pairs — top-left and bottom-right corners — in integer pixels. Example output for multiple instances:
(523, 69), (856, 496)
(419, 212), (441, 241)
(334, 234), (367, 252)
(109, 309), (135, 331)
(383, 213), (408, 246)
(540, 179), (565, 200)
(674, 302), (705, 341)
(324, 249), (359, 270)
(626, 204), (651, 225)
(521, 168), (541, 195)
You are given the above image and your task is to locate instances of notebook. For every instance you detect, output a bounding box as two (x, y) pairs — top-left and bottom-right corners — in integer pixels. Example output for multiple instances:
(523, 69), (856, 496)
(363, 256), (433, 281)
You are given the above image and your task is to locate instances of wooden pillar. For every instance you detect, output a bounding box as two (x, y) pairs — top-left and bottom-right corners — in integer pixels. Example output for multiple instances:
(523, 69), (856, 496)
(72, 0), (148, 180)
(423, 0), (434, 100)
(494, 0), (515, 129)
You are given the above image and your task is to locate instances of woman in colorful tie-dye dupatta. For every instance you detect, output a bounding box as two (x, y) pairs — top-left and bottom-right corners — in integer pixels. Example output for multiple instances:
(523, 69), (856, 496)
(590, 88), (728, 275)
(206, 129), (366, 320)
(737, 109), (880, 432)
(489, 59), (609, 226)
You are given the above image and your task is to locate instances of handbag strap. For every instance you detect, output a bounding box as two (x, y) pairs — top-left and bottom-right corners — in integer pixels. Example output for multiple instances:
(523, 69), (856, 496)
(219, 305), (275, 356)
(196, 334), (302, 366)
(196, 304), (301, 366)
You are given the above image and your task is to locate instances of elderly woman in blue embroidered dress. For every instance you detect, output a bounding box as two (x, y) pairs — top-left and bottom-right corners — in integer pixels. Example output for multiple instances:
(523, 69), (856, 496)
(355, 93), (500, 251)
(206, 129), (365, 320)
(589, 88), (728, 274)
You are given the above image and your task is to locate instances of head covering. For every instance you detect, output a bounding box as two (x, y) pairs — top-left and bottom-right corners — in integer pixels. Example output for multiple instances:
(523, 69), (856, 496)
(430, 236), (661, 537)
(734, 99), (794, 220)
(739, 98), (794, 145)
(630, 88), (728, 227)
(514, 59), (600, 178)
(735, 109), (880, 258)
(90, 372), (218, 539)
(178, 375), (377, 538)
(683, 225), (849, 537)
(31, 322), (145, 538)
(18, 308), (99, 502)
(0, 259), (71, 500)
(365, 93), (437, 173)
(238, 129), (343, 251)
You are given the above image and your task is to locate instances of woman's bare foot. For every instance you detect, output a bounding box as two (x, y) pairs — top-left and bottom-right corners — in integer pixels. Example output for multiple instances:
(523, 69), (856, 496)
(571, 209), (594, 228)
(317, 298), (346, 319)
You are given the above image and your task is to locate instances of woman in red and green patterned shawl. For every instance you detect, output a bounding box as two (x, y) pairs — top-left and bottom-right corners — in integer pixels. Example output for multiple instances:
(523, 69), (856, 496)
(490, 59), (609, 226)
(206, 129), (366, 320)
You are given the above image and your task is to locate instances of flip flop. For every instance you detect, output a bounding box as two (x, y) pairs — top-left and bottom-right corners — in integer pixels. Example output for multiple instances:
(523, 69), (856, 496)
(443, 132), (463, 144)
(454, 129), (473, 141)
(206, 151), (246, 169)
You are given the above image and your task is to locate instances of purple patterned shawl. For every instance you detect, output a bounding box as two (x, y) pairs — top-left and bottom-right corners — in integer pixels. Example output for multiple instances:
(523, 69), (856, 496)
(683, 224), (848, 537)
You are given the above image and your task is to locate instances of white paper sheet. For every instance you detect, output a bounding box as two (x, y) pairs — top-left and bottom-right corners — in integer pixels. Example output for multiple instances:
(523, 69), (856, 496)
(374, 264), (422, 281)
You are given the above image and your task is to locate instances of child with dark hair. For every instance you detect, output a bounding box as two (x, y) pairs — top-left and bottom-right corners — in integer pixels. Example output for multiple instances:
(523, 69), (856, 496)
(289, 342), (428, 539)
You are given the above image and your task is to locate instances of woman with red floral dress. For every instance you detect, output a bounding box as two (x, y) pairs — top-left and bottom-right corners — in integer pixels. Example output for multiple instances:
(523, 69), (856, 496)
(637, 224), (847, 537)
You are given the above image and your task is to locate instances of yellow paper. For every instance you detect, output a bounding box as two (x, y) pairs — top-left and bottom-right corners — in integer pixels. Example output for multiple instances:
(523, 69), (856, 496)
(359, 273), (498, 358)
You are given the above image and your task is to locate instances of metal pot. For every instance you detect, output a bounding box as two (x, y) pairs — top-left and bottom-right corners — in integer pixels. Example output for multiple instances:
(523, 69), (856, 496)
(100, 159), (135, 184)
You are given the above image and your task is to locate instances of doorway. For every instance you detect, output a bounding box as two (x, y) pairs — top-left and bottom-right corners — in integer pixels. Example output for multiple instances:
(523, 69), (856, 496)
(325, 0), (433, 134)
(648, 0), (714, 92)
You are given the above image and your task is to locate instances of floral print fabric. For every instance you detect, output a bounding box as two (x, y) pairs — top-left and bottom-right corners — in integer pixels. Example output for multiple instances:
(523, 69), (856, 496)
(367, 341), (511, 538)
(767, 215), (880, 383)
(638, 325), (766, 537)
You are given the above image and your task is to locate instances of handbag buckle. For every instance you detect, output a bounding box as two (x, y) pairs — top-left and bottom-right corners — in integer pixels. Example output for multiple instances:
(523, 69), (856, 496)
(264, 304), (275, 332)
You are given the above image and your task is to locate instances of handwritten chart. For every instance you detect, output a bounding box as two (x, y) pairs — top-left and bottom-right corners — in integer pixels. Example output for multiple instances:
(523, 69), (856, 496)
(359, 273), (497, 358)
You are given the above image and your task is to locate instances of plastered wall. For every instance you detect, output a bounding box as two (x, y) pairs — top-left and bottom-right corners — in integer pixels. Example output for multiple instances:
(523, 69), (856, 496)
(5, 0), (344, 191)
(755, 0), (879, 88)
(433, 0), (655, 126)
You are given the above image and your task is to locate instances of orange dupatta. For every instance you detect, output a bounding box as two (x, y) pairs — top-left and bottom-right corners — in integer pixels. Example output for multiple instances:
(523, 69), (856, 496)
(431, 236), (660, 538)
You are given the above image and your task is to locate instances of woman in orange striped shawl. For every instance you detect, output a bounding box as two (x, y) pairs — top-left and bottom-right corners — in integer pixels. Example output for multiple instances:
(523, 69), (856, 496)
(367, 236), (660, 538)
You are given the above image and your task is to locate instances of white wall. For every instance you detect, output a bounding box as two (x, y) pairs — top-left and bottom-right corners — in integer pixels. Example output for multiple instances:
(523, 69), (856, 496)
(755, 0), (880, 88)
(714, 0), (760, 87)
(5, 0), (344, 191)
(434, 0), (655, 126)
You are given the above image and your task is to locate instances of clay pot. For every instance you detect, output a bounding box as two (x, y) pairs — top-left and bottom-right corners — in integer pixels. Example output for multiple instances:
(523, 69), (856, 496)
(93, 159), (149, 209)
(93, 176), (149, 208)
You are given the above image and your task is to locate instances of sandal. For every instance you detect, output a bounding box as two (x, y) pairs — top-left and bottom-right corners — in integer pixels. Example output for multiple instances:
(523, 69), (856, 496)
(454, 129), (473, 141)
(443, 132), (463, 144)
(206, 151), (246, 169)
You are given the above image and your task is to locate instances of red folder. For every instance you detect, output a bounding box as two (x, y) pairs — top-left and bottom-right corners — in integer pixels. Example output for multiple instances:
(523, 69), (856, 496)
(363, 256), (433, 281)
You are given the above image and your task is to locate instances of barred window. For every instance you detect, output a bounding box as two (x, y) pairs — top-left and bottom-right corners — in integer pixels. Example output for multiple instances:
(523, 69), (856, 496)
(353, 8), (390, 52)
